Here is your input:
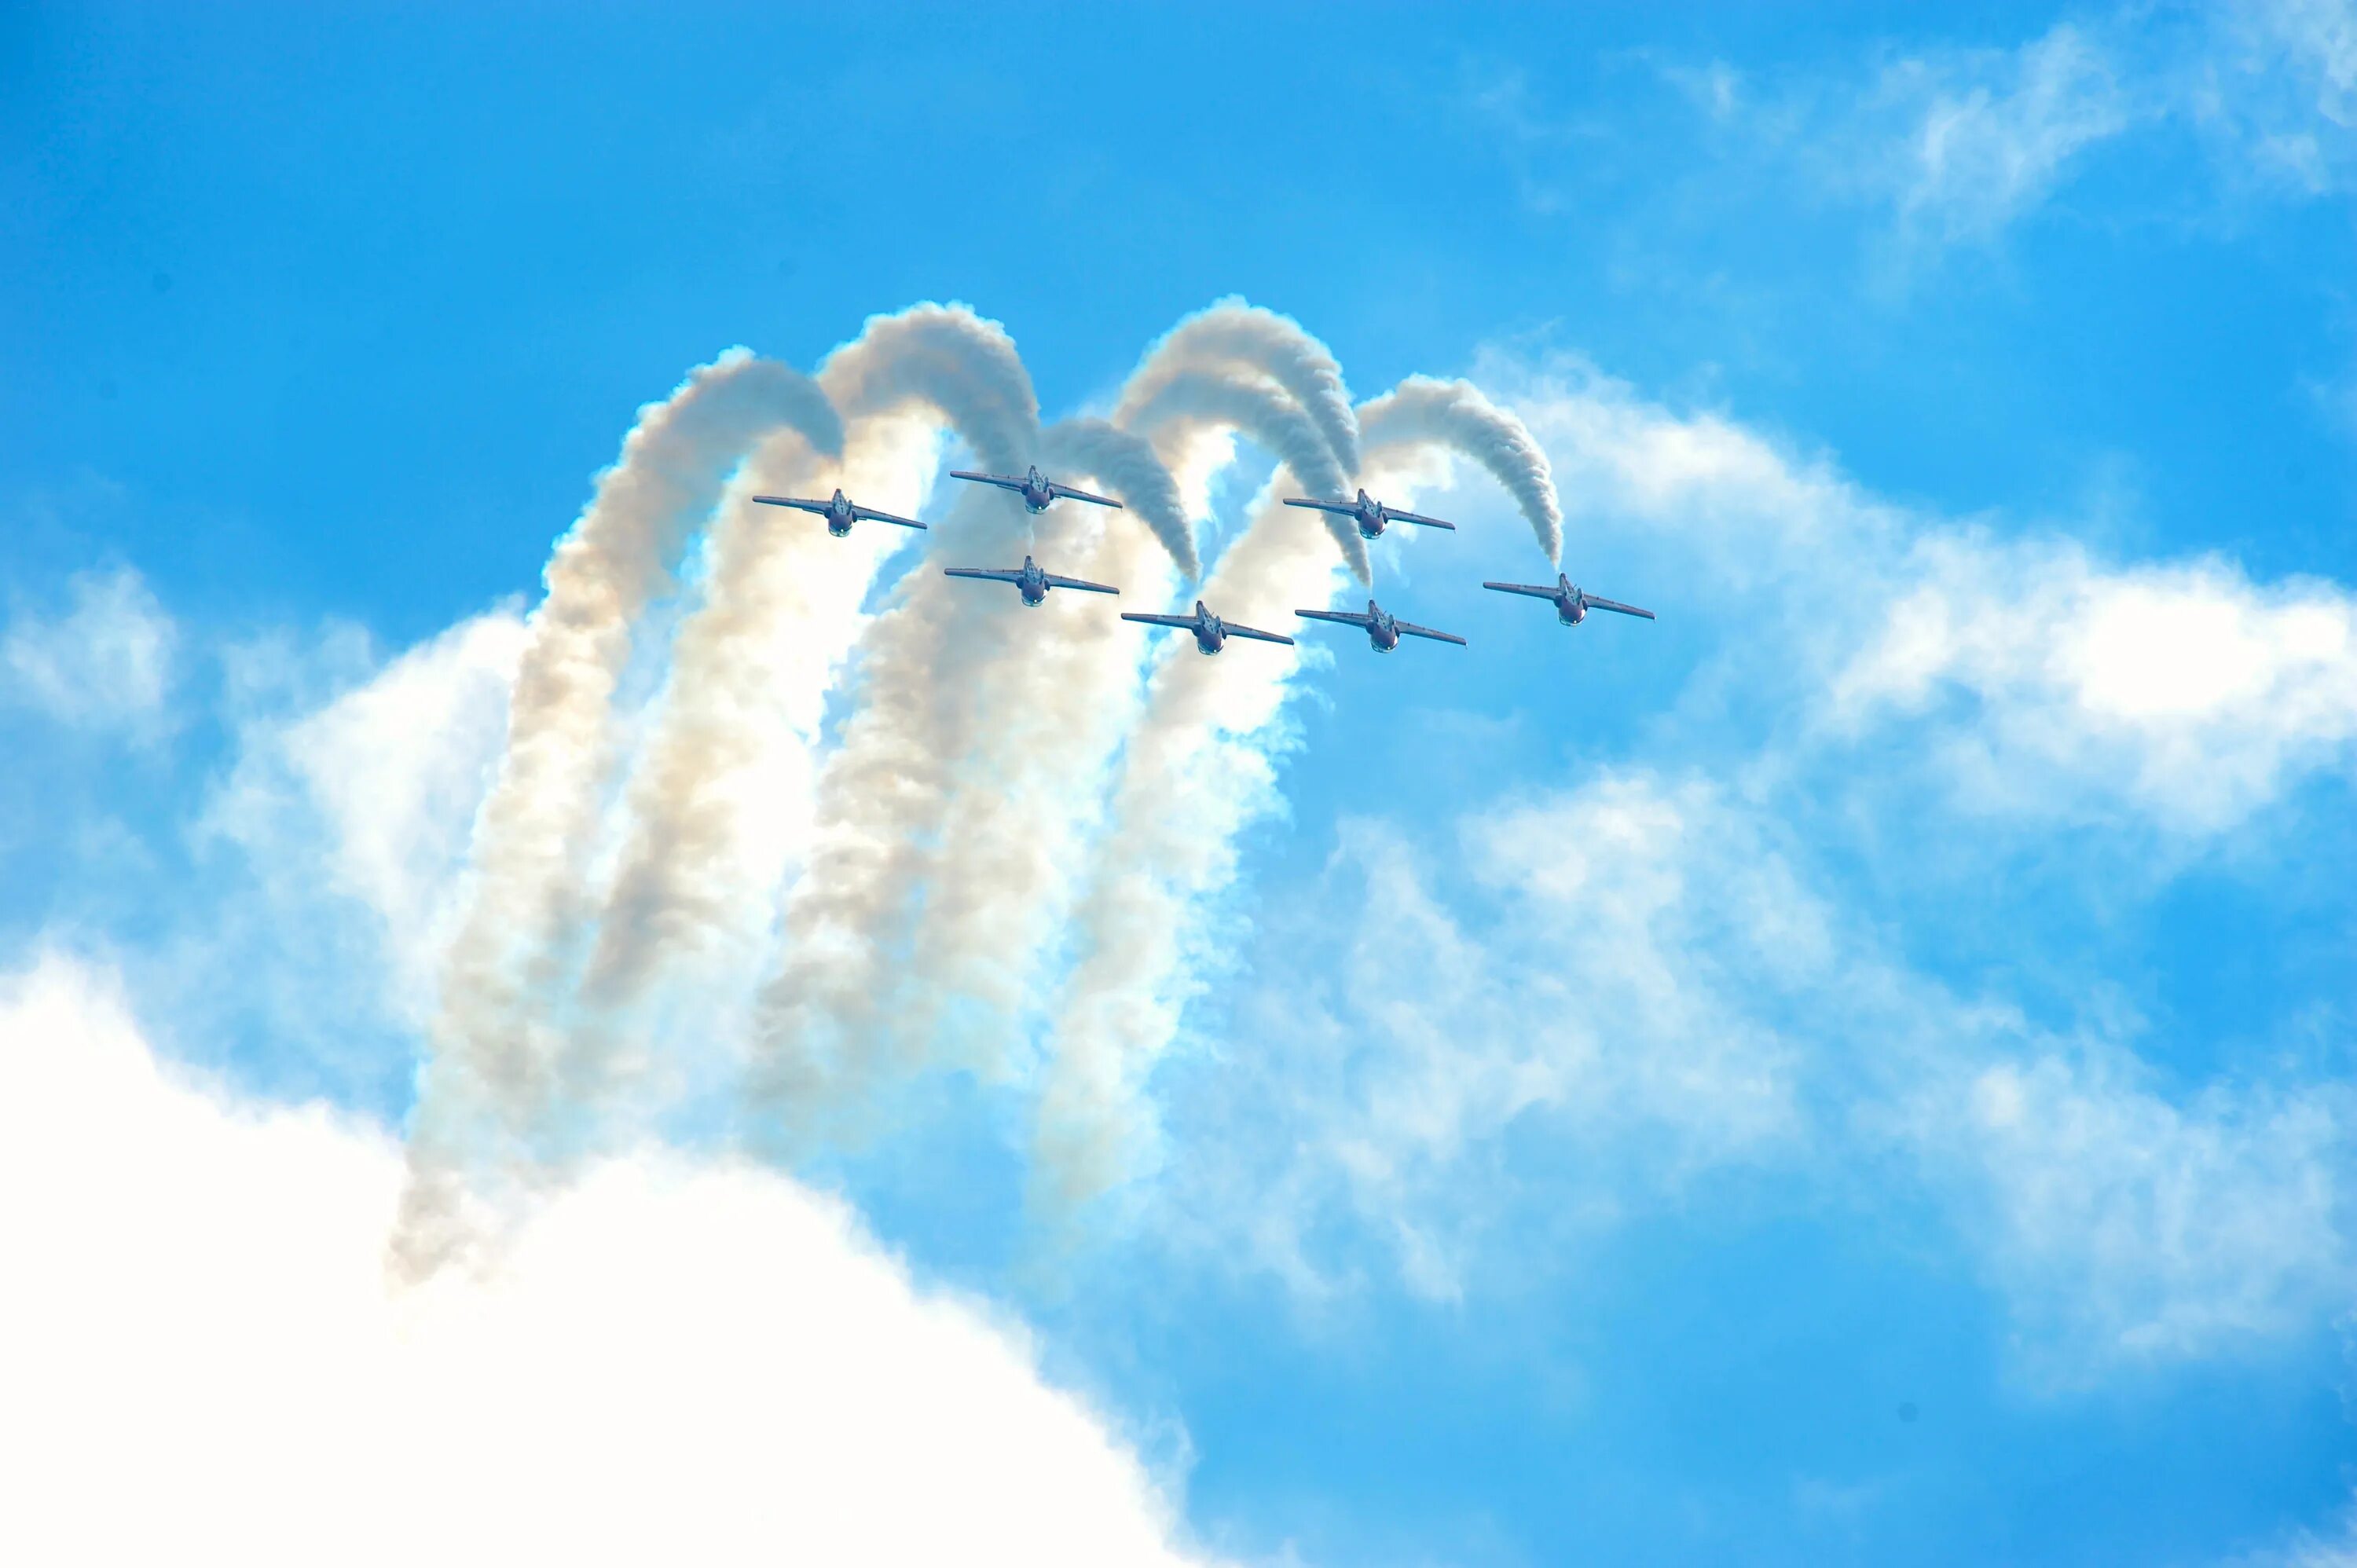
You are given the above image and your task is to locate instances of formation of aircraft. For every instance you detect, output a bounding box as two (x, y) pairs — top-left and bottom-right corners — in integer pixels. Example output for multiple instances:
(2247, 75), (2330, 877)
(1296, 599), (1468, 653)
(951, 464), (1124, 514)
(754, 488), (929, 536)
(777, 469), (1656, 650)
(1121, 599), (1295, 657)
(1482, 573), (1655, 626)
(942, 555), (1120, 607)
(1283, 488), (1458, 540)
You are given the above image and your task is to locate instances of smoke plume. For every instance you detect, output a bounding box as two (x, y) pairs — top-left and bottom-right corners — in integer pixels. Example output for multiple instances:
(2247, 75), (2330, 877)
(396, 350), (840, 1278)
(1360, 375), (1563, 564)
(390, 304), (1555, 1264)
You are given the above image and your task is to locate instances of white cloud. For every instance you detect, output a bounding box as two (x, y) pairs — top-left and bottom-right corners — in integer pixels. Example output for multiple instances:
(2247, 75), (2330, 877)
(0, 951), (1230, 1568)
(1177, 766), (2355, 1368)
(2, 566), (178, 738)
(1864, 24), (2135, 247)
(2198, 0), (2357, 192)
(203, 610), (528, 1031)
(1832, 537), (2357, 831)
(1485, 354), (2357, 834)
(1166, 773), (1818, 1302)
(1897, 1047), (2356, 1371)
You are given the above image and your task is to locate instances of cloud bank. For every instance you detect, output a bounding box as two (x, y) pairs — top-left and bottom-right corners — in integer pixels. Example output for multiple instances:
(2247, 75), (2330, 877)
(0, 952), (1230, 1568)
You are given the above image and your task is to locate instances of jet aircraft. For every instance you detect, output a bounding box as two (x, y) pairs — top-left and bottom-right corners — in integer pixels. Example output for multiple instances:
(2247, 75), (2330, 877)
(950, 464), (1124, 514)
(752, 488), (927, 537)
(1282, 489), (1457, 540)
(1121, 600), (1295, 656)
(941, 555), (1120, 607)
(1482, 573), (1655, 626)
(1295, 599), (1467, 653)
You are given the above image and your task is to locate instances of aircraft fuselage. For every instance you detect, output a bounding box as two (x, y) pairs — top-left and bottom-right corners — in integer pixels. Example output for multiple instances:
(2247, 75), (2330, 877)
(826, 490), (856, 537)
(1556, 575), (1589, 625)
(1019, 466), (1056, 512)
(1017, 559), (1050, 605)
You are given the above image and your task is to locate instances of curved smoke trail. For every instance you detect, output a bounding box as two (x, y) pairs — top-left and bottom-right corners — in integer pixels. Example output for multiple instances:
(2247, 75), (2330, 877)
(820, 302), (1039, 472)
(1125, 367), (1371, 581)
(395, 349), (842, 1278)
(382, 305), (1560, 1257)
(1036, 370), (1565, 1205)
(1116, 299), (1360, 485)
(1116, 301), (1369, 581)
(1043, 417), (1199, 578)
(577, 304), (1034, 1020)
(1358, 376), (1563, 565)
(742, 313), (1050, 1143)
(851, 316), (1371, 1097)
(1032, 478), (1349, 1206)
(747, 311), (1353, 1144)
(1122, 373), (1353, 502)
(576, 418), (934, 1015)
(883, 421), (1182, 1072)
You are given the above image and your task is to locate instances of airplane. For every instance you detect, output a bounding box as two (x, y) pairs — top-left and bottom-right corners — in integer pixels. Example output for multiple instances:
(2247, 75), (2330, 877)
(949, 464), (1124, 514)
(1121, 599), (1295, 657)
(941, 555), (1120, 607)
(1482, 573), (1655, 627)
(752, 488), (928, 537)
(1295, 599), (1467, 653)
(1281, 488), (1457, 540)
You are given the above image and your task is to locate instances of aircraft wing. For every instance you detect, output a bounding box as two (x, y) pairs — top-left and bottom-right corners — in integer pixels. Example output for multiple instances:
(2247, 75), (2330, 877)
(851, 504), (928, 530)
(1396, 621), (1468, 647)
(1043, 573), (1120, 595)
(1281, 498), (1354, 515)
(1585, 596), (1656, 620)
(948, 471), (1027, 494)
(1121, 612), (1199, 629)
(1048, 483), (1124, 510)
(942, 567), (1025, 584)
(753, 495), (831, 518)
(1294, 608), (1375, 628)
(1222, 623), (1296, 646)
(1387, 509), (1457, 530)
(1482, 581), (1560, 599)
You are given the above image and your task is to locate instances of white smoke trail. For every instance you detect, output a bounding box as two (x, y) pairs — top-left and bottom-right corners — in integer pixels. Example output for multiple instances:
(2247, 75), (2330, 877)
(572, 303), (1035, 1024)
(395, 350), (842, 1280)
(884, 424), (1183, 1073)
(1115, 299), (1360, 485)
(383, 306), (1559, 1257)
(1358, 376), (1564, 564)
(577, 415), (937, 1015)
(1036, 374), (1564, 1205)
(745, 315), (1349, 1144)
(1043, 418), (1200, 578)
(883, 317), (1375, 1079)
(742, 313), (1050, 1145)
(556, 304), (1043, 1171)
(821, 302), (1039, 473)
(1116, 300), (1369, 581)
(1032, 478), (1351, 1205)
(1127, 372), (1370, 581)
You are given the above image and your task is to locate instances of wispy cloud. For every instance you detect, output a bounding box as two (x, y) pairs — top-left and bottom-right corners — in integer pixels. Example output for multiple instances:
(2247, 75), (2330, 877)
(1167, 764), (2354, 1372)
(1831, 537), (2357, 832)
(2, 566), (179, 742)
(1860, 24), (2135, 249)
(1140, 350), (2357, 1374)
(19, 316), (2349, 1395)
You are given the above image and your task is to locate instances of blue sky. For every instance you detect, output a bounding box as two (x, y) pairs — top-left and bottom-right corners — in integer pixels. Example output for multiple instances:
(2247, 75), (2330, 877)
(5, 4), (2355, 1565)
